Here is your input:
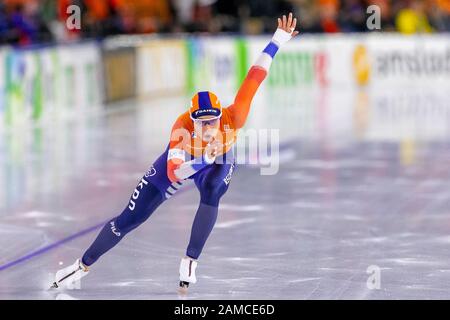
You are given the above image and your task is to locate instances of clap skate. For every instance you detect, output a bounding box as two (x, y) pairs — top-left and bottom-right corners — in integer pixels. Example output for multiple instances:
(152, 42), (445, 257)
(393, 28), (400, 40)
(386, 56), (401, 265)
(50, 259), (89, 289)
(178, 257), (197, 294)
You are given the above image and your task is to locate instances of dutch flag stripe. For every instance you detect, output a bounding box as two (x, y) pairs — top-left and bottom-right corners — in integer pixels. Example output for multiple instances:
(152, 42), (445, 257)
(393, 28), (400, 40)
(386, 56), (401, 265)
(168, 186), (177, 194)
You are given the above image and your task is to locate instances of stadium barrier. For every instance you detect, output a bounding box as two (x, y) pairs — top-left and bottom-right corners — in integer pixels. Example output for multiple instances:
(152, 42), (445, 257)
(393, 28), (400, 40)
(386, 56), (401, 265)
(0, 48), (7, 131)
(184, 37), (248, 97)
(136, 39), (187, 98)
(102, 43), (137, 103)
(246, 34), (450, 88)
(1, 34), (450, 127)
(1, 41), (102, 128)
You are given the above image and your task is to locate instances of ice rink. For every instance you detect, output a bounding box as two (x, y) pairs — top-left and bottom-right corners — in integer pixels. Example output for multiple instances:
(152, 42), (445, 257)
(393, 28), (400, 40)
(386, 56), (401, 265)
(1, 84), (450, 300)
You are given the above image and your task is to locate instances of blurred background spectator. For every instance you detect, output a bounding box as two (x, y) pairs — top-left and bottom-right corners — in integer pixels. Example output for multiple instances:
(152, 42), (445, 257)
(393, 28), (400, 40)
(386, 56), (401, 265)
(0, 0), (449, 46)
(395, 0), (434, 34)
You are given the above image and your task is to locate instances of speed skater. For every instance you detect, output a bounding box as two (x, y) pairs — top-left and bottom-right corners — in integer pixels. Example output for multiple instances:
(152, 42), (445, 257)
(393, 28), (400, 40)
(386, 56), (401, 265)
(51, 13), (300, 293)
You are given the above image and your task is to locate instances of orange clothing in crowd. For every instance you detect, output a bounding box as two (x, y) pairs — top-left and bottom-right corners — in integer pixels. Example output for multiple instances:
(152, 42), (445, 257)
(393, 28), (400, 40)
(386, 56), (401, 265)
(84, 0), (110, 20)
(436, 0), (450, 13)
(114, 0), (171, 23)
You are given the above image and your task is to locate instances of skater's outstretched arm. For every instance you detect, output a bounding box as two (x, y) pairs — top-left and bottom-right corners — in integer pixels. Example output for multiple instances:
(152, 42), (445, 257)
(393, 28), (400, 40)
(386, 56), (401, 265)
(227, 13), (299, 129)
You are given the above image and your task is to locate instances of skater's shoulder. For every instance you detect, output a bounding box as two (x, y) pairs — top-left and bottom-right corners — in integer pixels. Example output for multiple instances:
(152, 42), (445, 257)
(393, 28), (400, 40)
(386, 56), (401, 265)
(172, 112), (193, 129)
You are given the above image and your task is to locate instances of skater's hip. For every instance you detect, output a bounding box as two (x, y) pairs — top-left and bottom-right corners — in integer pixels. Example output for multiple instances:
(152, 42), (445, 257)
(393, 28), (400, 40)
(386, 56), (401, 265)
(143, 145), (236, 200)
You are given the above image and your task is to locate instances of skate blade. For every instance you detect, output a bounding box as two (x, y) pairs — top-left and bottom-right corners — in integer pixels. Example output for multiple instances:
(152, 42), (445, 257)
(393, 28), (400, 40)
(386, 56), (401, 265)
(178, 286), (189, 295)
(178, 281), (189, 295)
(48, 282), (59, 290)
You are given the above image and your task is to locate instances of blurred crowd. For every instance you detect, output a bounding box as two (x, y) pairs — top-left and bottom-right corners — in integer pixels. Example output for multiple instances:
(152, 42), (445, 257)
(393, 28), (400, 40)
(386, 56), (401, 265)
(0, 0), (449, 46)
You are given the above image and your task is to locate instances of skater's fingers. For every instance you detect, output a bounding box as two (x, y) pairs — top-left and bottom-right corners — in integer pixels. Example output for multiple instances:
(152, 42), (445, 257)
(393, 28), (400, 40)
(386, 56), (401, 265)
(292, 17), (297, 30)
(282, 15), (287, 29)
(287, 12), (292, 28)
(278, 18), (282, 28)
(292, 30), (300, 38)
(206, 142), (219, 158)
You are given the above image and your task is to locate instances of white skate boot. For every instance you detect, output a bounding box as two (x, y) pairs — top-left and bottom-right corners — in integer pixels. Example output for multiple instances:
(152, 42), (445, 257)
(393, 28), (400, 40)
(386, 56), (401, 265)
(178, 257), (197, 294)
(50, 259), (89, 289)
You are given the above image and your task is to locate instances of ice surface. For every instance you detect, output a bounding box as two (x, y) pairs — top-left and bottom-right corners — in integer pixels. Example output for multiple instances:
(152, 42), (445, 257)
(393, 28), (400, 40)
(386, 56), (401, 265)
(1, 86), (450, 299)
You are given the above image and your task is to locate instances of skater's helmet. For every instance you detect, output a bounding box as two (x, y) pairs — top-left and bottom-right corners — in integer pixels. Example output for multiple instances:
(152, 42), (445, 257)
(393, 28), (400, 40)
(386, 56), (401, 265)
(189, 91), (222, 121)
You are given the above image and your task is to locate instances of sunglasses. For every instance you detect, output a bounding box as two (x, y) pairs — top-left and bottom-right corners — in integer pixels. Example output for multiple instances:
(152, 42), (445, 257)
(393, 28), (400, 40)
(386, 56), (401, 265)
(193, 117), (220, 126)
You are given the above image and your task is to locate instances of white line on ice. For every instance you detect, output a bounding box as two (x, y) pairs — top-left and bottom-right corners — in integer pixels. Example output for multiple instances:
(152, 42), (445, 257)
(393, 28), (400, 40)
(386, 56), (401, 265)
(289, 277), (322, 283)
(215, 218), (257, 229)
(219, 204), (264, 212)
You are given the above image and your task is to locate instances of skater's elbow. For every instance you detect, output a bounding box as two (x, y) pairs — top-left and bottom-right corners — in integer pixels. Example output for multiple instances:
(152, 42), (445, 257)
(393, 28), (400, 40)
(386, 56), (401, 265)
(167, 170), (179, 183)
(167, 160), (182, 183)
(167, 148), (186, 182)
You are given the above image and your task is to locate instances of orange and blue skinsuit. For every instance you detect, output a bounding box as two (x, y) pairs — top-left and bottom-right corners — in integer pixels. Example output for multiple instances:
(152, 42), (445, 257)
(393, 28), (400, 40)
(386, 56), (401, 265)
(166, 66), (268, 184)
(82, 38), (281, 266)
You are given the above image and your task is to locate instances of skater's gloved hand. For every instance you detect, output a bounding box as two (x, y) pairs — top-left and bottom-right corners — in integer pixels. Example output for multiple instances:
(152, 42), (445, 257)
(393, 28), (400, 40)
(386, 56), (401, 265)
(173, 139), (221, 180)
(204, 139), (221, 164)
(272, 12), (300, 47)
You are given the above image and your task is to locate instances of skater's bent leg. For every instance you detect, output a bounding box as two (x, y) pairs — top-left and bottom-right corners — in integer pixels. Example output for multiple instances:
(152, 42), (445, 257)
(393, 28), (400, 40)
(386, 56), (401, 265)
(186, 164), (233, 259)
(82, 182), (164, 266)
(186, 203), (219, 259)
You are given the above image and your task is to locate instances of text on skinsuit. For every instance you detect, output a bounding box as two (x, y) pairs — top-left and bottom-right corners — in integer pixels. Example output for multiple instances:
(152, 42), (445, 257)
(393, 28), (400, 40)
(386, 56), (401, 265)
(128, 178), (149, 211)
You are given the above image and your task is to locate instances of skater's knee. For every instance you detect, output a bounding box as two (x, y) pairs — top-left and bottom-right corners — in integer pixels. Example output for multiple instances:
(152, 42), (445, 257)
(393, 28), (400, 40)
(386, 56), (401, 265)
(200, 182), (226, 207)
(200, 190), (224, 207)
(115, 210), (148, 233)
